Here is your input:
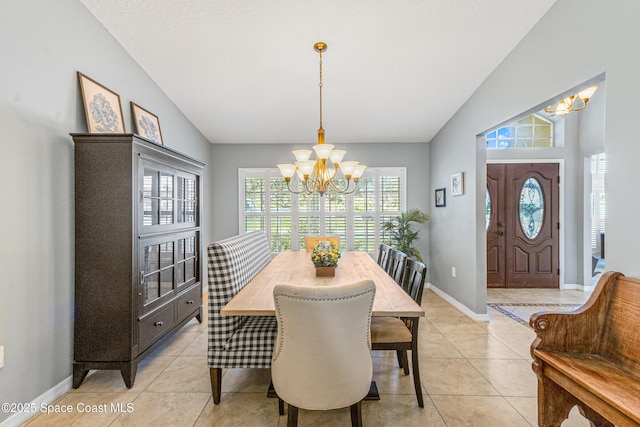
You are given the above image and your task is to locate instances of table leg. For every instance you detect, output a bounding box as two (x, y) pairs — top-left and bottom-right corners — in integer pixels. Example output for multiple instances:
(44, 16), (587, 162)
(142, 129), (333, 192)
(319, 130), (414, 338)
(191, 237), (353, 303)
(364, 381), (380, 400)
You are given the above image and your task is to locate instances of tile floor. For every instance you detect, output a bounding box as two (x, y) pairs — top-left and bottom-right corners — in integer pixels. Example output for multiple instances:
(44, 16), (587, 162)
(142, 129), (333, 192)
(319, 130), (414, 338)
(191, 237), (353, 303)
(23, 287), (595, 426)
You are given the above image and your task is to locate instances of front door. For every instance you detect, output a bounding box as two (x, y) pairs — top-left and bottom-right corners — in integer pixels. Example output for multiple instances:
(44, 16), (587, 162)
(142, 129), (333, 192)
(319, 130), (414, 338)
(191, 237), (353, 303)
(487, 163), (559, 288)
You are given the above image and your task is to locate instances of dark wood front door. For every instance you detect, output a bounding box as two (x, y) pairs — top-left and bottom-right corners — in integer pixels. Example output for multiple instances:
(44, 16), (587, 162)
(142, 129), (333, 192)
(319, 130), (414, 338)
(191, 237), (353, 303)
(487, 163), (559, 288)
(486, 164), (506, 287)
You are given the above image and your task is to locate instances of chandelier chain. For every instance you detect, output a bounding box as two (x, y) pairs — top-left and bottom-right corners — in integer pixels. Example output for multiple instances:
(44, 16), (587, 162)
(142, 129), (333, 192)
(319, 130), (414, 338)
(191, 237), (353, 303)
(318, 49), (323, 130)
(276, 42), (367, 197)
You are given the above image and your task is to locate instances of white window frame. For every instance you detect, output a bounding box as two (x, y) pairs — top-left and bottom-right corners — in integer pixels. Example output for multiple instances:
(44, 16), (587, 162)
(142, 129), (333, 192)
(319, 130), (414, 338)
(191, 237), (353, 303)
(238, 167), (406, 253)
(486, 113), (554, 149)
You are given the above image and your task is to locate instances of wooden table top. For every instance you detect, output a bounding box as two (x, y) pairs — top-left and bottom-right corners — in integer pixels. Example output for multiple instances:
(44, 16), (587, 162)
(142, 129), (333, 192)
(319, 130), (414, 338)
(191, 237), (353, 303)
(221, 251), (425, 317)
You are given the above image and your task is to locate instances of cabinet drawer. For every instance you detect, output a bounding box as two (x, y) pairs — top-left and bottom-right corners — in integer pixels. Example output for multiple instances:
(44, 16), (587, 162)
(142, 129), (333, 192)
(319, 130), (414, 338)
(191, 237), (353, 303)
(176, 285), (202, 321)
(139, 304), (175, 352)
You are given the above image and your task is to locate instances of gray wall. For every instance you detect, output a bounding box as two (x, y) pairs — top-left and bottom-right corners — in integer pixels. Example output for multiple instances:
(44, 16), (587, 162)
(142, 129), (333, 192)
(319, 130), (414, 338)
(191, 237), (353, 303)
(429, 0), (640, 314)
(0, 1), (211, 421)
(209, 142), (430, 261)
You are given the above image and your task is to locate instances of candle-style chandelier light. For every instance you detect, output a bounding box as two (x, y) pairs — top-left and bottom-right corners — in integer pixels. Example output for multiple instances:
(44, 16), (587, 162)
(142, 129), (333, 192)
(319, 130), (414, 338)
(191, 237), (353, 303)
(277, 42), (366, 196)
(544, 85), (598, 117)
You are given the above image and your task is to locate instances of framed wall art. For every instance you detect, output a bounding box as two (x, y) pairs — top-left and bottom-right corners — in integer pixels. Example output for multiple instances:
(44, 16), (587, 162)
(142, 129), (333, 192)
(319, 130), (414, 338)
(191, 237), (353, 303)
(77, 72), (125, 133)
(131, 102), (163, 145)
(435, 188), (446, 207)
(451, 172), (464, 196)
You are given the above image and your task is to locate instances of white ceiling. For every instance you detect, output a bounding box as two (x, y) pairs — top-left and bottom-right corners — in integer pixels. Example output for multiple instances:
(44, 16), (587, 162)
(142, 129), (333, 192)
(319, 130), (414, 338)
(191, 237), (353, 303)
(80, 0), (556, 144)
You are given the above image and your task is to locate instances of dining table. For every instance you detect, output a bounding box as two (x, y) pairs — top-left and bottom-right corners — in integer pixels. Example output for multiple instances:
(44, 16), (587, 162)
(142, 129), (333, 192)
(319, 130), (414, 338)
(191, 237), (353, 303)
(221, 250), (425, 318)
(221, 250), (425, 401)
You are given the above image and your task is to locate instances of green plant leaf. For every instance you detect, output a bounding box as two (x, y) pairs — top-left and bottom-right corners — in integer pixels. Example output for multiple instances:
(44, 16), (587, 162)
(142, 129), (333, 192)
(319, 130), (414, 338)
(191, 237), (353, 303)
(381, 209), (429, 261)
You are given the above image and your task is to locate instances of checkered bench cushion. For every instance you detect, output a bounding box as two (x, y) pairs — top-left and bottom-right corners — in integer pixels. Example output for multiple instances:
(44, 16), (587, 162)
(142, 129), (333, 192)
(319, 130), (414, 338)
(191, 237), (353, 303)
(207, 231), (277, 369)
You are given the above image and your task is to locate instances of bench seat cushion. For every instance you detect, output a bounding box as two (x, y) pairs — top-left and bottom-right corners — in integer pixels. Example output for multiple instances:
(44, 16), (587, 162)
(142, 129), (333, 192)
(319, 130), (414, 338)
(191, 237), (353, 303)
(534, 350), (640, 424)
(207, 316), (277, 367)
(223, 316), (277, 352)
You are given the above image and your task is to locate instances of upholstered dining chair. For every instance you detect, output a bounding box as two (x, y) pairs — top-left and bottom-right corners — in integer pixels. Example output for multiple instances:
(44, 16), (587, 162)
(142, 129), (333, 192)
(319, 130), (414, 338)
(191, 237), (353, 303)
(386, 248), (407, 285)
(377, 243), (392, 271)
(271, 280), (376, 427)
(304, 235), (341, 252)
(371, 258), (427, 408)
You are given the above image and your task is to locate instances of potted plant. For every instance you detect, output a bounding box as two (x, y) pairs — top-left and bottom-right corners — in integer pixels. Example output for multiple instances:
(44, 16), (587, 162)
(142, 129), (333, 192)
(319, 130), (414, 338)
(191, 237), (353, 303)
(311, 241), (341, 276)
(382, 209), (429, 261)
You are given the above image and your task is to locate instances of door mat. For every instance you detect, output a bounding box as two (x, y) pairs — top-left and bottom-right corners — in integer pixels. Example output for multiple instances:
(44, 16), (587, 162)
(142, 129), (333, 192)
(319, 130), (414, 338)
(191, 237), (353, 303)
(488, 303), (582, 327)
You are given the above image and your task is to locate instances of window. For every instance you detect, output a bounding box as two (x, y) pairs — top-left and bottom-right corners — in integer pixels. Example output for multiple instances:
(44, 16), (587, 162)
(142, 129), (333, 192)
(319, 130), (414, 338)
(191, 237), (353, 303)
(519, 177), (544, 240)
(239, 168), (406, 254)
(486, 114), (553, 149)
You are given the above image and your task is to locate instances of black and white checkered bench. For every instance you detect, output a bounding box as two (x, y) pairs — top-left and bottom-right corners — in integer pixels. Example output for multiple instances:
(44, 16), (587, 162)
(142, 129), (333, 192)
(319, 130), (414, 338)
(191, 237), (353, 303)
(207, 231), (277, 404)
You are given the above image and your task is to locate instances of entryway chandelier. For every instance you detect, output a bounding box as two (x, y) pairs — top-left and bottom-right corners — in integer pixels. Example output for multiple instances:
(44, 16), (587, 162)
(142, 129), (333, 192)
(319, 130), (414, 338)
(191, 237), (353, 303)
(277, 42), (366, 196)
(544, 85), (598, 117)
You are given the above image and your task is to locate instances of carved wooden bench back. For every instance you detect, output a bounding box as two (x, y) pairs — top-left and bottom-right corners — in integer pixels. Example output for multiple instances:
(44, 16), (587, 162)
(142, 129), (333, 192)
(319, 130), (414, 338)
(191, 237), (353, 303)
(597, 275), (640, 374)
(530, 272), (640, 426)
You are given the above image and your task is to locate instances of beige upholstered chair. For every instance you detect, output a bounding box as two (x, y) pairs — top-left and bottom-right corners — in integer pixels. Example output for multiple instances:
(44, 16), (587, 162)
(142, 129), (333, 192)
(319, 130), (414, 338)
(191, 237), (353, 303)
(371, 258), (427, 408)
(304, 235), (341, 252)
(272, 280), (376, 426)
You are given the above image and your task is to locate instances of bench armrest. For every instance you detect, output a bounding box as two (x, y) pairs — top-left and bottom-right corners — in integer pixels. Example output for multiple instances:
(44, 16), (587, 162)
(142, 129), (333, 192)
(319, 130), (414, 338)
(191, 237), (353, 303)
(530, 272), (621, 355)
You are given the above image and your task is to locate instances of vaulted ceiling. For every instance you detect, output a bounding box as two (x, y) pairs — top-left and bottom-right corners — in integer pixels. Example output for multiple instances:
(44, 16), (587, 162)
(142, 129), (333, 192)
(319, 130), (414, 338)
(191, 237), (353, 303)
(80, 0), (556, 144)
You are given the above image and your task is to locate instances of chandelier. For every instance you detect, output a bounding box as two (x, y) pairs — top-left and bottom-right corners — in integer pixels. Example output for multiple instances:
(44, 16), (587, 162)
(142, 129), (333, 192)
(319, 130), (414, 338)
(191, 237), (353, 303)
(544, 85), (598, 117)
(277, 42), (366, 196)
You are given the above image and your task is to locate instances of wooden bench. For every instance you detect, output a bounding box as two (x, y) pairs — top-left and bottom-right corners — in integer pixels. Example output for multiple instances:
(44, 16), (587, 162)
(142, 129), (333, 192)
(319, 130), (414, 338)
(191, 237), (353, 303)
(207, 231), (277, 404)
(530, 272), (640, 427)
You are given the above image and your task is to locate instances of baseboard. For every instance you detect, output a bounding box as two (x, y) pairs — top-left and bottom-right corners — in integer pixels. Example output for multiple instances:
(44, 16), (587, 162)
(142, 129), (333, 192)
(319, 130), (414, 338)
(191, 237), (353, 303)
(1, 375), (72, 427)
(426, 282), (490, 323)
(561, 283), (595, 292)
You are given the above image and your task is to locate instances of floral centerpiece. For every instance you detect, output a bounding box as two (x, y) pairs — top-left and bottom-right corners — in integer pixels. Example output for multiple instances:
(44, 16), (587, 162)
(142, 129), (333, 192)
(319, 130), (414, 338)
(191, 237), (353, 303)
(311, 241), (341, 276)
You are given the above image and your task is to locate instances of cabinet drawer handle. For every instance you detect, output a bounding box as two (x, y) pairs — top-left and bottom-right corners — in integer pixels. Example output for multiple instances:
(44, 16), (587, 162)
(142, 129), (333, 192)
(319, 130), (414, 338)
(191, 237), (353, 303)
(154, 321), (164, 327)
(186, 300), (194, 304)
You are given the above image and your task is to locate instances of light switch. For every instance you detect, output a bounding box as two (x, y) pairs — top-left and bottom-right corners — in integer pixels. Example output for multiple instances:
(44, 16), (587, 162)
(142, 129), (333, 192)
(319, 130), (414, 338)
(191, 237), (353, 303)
(0, 346), (4, 368)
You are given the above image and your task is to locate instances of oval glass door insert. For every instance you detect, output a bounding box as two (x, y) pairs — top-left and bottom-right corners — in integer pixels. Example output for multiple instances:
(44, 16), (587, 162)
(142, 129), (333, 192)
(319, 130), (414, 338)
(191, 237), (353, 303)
(486, 188), (491, 231)
(519, 177), (544, 239)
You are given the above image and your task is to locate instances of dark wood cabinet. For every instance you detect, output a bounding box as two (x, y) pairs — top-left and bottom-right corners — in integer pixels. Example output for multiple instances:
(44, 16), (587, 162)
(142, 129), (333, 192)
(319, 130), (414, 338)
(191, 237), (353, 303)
(71, 133), (205, 388)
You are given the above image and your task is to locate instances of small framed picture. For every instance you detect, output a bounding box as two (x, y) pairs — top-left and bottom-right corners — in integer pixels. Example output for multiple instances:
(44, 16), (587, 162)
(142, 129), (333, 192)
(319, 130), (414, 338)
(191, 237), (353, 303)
(435, 188), (446, 207)
(131, 102), (163, 145)
(451, 172), (464, 196)
(77, 72), (125, 133)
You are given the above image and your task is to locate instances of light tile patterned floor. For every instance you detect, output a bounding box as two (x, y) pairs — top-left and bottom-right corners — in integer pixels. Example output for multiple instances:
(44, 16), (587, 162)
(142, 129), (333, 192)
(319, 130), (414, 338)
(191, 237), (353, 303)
(23, 288), (594, 426)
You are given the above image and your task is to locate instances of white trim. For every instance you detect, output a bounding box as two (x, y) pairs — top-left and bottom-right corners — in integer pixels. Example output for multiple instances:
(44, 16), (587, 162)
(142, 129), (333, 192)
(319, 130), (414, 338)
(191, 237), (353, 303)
(562, 282), (595, 292)
(2, 376), (72, 427)
(427, 282), (490, 323)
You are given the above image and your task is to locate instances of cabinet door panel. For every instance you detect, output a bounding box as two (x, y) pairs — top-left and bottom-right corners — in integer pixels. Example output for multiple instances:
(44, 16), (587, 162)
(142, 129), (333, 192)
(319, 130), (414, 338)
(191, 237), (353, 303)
(144, 272), (160, 302)
(176, 232), (199, 290)
(141, 238), (176, 312)
(177, 173), (198, 225)
(140, 231), (199, 314)
(140, 160), (200, 232)
(140, 161), (176, 232)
